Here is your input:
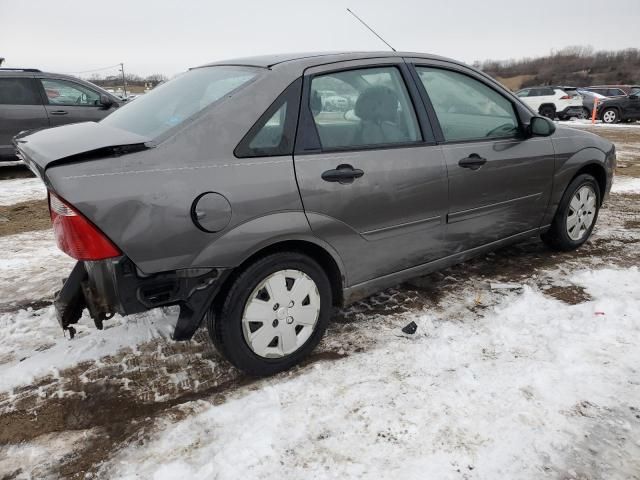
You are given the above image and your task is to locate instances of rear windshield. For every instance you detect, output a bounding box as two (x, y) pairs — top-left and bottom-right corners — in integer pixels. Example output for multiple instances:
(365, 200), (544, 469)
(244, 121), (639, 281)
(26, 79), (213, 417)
(101, 66), (259, 139)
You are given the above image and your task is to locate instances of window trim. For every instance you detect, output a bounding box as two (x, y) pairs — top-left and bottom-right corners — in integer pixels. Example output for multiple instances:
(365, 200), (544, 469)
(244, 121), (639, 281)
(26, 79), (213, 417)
(234, 77), (302, 158)
(408, 63), (527, 145)
(38, 77), (103, 107)
(295, 62), (435, 155)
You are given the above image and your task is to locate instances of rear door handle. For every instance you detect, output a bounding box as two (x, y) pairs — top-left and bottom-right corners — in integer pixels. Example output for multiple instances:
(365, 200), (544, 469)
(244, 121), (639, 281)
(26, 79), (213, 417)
(50, 110), (68, 115)
(321, 164), (364, 184)
(458, 153), (487, 170)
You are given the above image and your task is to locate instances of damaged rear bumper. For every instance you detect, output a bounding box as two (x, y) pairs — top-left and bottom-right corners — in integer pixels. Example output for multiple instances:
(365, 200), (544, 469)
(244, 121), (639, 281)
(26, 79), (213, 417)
(54, 257), (229, 340)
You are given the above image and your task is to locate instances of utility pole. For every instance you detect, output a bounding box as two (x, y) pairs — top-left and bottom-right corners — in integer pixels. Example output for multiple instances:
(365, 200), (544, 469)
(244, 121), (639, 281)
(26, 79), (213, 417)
(119, 62), (128, 99)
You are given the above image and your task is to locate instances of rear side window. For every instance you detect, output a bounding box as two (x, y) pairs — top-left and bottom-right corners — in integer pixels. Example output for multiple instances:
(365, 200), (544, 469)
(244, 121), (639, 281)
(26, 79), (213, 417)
(102, 66), (259, 139)
(417, 67), (518, 142)
(516, 89), (530, 97)
(235, 78), (301, 158)
(308, 66), (421, 150)
(0, 78), (41, 105)
(40, 78), (101, 106)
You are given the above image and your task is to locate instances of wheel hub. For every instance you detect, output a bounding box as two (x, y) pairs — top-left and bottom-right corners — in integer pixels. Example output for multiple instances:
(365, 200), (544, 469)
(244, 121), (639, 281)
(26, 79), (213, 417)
(241, 269), (320, 358)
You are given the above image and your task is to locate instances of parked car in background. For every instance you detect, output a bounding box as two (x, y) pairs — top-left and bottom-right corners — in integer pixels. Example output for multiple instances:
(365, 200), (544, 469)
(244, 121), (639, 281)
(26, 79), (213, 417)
(0, 68), (121, 160)
(596, 90), (640, 123)
(576, 88), (607, 118)
(16, 52), (615, 376)
(515, 86), (583, 119)
(584, 85), (640, 97)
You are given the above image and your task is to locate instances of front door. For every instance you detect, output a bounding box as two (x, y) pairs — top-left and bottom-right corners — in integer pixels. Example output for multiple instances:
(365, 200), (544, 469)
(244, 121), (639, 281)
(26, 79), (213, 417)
(0, 76), (49, 157)
(293, 60), (449, 285)
(411, 63), (555, 254)
(36, 77), (114, 126)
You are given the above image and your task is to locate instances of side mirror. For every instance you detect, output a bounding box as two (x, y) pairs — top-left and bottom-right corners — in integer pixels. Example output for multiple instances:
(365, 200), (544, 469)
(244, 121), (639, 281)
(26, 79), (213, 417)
(529, 116), (555, 137)
(99, 94), (114, 108)
(629, 94), (638, 100)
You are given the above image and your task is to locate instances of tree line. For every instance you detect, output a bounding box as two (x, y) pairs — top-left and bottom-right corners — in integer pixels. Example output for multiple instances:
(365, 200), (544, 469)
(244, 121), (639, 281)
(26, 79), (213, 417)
(87, 73), (168, 88)
(476, 46), (640, 87)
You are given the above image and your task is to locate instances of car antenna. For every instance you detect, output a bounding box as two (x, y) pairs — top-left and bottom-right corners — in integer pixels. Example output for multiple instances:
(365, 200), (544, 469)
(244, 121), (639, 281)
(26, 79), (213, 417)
(346, 8), (396, 52)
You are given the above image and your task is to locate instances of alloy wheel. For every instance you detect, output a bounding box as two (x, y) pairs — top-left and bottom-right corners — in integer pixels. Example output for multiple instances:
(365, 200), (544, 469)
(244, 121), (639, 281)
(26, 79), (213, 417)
(241, 269), (320, 358)
(602, 110), (617, 123)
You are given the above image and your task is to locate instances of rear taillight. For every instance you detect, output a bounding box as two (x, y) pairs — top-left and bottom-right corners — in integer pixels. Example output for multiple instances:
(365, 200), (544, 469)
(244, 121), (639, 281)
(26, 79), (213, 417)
(559, 95), (572, 100)
(48, 192), (121, 260)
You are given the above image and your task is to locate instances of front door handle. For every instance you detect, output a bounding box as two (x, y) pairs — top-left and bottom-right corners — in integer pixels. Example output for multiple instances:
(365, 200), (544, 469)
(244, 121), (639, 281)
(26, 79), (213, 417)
(321, 164), (364, 184)
(458, 153), (487, 170)
(50, 110), (68, 115)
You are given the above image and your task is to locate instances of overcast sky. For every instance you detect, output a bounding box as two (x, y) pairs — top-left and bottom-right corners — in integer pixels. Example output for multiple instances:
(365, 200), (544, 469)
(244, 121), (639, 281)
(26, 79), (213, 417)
(1, 0), (638, 78)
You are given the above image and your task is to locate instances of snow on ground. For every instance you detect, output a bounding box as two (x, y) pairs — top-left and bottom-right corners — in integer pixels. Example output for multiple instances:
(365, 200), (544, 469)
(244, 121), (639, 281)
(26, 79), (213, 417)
(0, 306), (177, 392)
(0, 177), (46, 205)
(557, 119), (640, 129)
(101, 267), (640, 480)
(612, 175), (640, 194)
(0, 229), (74, 308)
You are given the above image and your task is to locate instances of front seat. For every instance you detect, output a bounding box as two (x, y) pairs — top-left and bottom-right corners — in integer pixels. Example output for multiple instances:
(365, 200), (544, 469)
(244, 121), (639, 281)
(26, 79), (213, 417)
(354, 85), (405, 145)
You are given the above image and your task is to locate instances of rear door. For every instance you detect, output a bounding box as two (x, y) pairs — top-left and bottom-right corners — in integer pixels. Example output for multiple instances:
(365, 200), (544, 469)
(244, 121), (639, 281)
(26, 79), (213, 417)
(408, 61), (555, 254)
(293, 58), (449, 285)
(36, 77), (115, 126)
(0, 76), (49, 157)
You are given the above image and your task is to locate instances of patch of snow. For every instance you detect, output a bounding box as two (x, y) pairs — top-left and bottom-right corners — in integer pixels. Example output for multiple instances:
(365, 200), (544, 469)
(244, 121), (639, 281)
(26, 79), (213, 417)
(558, 119), (640, 129)
(611, 175), (640, 194)
(0, 230), (74, 307)
(101, 267), (640, 480)
(0, 306), (177, 392)
(0, 177), (47, 205)
(0, 430), (95, 479)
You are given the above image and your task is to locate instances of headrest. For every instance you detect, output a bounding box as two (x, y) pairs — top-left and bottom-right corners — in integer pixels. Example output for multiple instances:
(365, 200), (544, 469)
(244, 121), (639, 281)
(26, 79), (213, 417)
(310, 90), (322, 116)
(354, 85), (399, 122)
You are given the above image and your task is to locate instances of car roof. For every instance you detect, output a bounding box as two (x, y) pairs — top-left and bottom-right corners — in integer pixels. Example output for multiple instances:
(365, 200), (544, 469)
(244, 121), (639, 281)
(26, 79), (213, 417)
(197, 51), (459, 69)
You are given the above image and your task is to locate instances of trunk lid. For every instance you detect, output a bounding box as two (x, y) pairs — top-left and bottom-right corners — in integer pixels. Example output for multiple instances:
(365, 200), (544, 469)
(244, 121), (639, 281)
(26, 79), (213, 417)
(14, 121), (150, 180)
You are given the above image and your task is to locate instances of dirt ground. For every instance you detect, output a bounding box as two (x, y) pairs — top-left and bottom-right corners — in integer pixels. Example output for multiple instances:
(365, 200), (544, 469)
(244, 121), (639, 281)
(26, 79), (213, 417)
(0, 124), (639, 479)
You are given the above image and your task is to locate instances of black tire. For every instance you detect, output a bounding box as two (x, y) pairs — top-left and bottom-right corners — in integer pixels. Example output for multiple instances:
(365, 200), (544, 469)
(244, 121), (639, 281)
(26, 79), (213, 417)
(541, 174), (601, 251)
(539, 105), (556, 119)
(207, 252), (332, 376)
(581, 107), (592, 120)
(601, 107), (619, 124)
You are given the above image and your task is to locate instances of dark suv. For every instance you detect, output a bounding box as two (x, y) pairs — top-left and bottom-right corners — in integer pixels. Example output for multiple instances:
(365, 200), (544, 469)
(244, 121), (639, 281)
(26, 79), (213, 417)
(15, 52), (615, 376)
(0, 69), (121, 159)
(596, 89), (640, 123)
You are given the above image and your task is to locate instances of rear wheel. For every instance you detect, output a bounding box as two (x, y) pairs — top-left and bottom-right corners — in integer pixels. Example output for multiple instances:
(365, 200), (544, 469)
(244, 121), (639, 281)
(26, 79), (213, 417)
(602, 108), (619, 124)
(539, 105), (556, 119)
(207, 252), (332, 376)
(581, 107), (592, 119)
(541, 174), (600, 251)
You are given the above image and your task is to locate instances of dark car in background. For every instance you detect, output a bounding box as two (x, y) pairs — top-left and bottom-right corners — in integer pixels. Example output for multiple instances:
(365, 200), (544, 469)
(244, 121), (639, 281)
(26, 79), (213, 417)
(596, 89), (640, 123)
(16, 52), (615, 376)
(584, 85), (640, 97)
(0, 68), (121, 159)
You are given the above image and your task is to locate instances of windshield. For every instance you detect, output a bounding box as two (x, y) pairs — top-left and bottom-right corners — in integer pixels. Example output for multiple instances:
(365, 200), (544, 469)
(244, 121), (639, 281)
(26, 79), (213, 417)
(101, 66), (259, 139)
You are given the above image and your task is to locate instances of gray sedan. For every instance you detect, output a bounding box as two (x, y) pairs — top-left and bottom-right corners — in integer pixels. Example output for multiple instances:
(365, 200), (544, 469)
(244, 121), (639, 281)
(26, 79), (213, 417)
(15, 52), (615, 375)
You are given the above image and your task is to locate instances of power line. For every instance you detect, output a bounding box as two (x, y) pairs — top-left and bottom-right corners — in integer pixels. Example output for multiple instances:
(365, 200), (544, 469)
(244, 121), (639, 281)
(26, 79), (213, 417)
(62, 63), (123, 75)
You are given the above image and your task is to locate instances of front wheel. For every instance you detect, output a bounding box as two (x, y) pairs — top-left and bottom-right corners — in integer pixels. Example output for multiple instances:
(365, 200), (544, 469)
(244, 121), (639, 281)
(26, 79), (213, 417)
(208, 252), (332, 376)
(541, 174), (601, 251)
(539, 105), (556, 119)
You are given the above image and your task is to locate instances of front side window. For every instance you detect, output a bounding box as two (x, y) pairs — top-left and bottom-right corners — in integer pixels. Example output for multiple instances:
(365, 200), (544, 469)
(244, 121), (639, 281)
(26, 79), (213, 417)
(102, 66), (259, 139)
(40, 79), (101, 106)
(516, 89), (530, 97)
(417, 67), (519, 142)
(309, 66), (421, 150)
(0, 78), (41, 105)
